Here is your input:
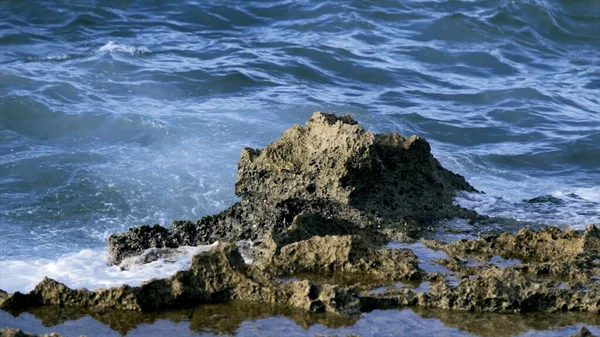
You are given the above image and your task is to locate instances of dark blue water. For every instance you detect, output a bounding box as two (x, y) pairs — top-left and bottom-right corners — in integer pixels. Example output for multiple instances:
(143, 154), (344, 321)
(0, 0), (599, 293)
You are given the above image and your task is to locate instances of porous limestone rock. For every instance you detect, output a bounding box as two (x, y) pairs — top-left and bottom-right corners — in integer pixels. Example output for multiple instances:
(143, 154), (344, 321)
(0, 243), (361, 316)
(255, 234), (422, 281)
(424, 225), (600, 263)
(235, 112), (476, 223)
(107, 111), (479, 265)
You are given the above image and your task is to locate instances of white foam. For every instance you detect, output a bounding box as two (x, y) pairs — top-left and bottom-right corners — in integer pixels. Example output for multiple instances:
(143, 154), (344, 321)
(0, 244), (217, 293)
(455, 189), (600, 229)
(98, 41), (150, 55)
(553, 186), (600, 203)
(25, 54), (71, 62)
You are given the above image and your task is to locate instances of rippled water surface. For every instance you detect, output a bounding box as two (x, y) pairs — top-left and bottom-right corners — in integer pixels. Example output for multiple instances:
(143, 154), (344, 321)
(0, 0), (599, 302)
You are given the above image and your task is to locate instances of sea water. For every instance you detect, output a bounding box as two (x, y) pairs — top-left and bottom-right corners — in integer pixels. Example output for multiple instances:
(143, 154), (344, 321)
(0, 1), (598, 335)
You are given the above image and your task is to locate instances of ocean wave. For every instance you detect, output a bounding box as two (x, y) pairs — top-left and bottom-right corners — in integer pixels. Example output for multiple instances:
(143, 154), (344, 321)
(455, 190), (600, 230)
(0, 244), (218, 293)
(97, 41), (151, 55)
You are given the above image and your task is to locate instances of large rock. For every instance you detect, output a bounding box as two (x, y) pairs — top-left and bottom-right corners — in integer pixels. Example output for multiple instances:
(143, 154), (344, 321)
(108, 112), (478, 265)
(235, 112), (476, 223)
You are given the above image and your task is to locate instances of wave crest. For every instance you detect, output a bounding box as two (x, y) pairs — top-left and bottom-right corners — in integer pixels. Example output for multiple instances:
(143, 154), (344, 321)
(98, 41), (150, 55)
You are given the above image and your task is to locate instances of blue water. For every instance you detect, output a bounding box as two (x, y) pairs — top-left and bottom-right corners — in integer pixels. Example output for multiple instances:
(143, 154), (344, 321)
(0, 0), (599, 293)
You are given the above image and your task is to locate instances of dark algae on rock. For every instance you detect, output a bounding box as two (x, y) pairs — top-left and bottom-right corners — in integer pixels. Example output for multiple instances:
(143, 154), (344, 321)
(1, 112), (599, 336)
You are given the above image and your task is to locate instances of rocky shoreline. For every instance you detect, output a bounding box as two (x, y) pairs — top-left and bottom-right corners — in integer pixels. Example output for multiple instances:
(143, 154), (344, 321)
(1, 112), (599, 335)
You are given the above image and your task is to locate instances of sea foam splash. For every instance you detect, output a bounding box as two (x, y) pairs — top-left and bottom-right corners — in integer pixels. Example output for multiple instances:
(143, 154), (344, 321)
(97, 41), (151, 55)
(455, 186), (600, 229)
(0, 243), (218, 293)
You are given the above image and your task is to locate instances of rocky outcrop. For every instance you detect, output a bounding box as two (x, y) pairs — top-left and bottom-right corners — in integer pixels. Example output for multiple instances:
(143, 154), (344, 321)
(360, 225), (600, 314)
(4, 112), (598, 330)
(423, 225), (600, 263)
(107, 111), (479, 265)
(255, 234), (422, 281)
(1, 243), (361, 316)
(3, 226), (600, 321)
(234, 112), (475, 223)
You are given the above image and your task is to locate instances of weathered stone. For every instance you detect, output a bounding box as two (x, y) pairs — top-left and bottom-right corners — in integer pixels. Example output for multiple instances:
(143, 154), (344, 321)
(107, 111), (479, 265)
(0, 243), (361, 316)
(423, 268), (600, 313)
(423, 225), (600, 263)
(107, 224), (176, 266)
(360, 267), (600, 314)
(256, 234), (422, 281)
(235, 112), (476, 223)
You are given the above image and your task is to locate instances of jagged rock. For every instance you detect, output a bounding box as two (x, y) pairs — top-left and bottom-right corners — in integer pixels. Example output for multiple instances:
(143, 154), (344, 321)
(235, 112), (476, 223)
(423, 225), (600, 263)
(0, 243), (361, 316)
(255, 234), (422, 281)
(360, 267), (600, 314)
(107, 224), (176, 265)
(108, 112), (479, 265)
(422, 268), (600, 313)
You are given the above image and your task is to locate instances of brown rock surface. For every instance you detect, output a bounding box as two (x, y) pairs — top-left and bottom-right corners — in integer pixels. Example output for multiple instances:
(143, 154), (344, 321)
(1, 243), (361, 316)
(107, 111), (479, 265)
(235, 112), (476, 223)
(256, 234), (422, 281)
(424, 225), (600, 263)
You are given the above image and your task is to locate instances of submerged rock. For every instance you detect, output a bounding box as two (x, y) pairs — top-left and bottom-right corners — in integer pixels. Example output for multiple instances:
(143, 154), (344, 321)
(108, 111), (479, 265)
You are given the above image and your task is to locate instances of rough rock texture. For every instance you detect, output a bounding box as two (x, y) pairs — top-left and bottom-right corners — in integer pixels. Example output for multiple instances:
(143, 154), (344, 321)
(421, 268), (600, 313)
(256, 234), (422, 281)
(3, 226), (600, 321)
(424, 225), (600, 263)
(358, 226), (600, 314)
(1, 243), (360, 316)
(235, 112), (476, 223)
(107, 111), (479, 265)
(362, 267), (600, 314)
